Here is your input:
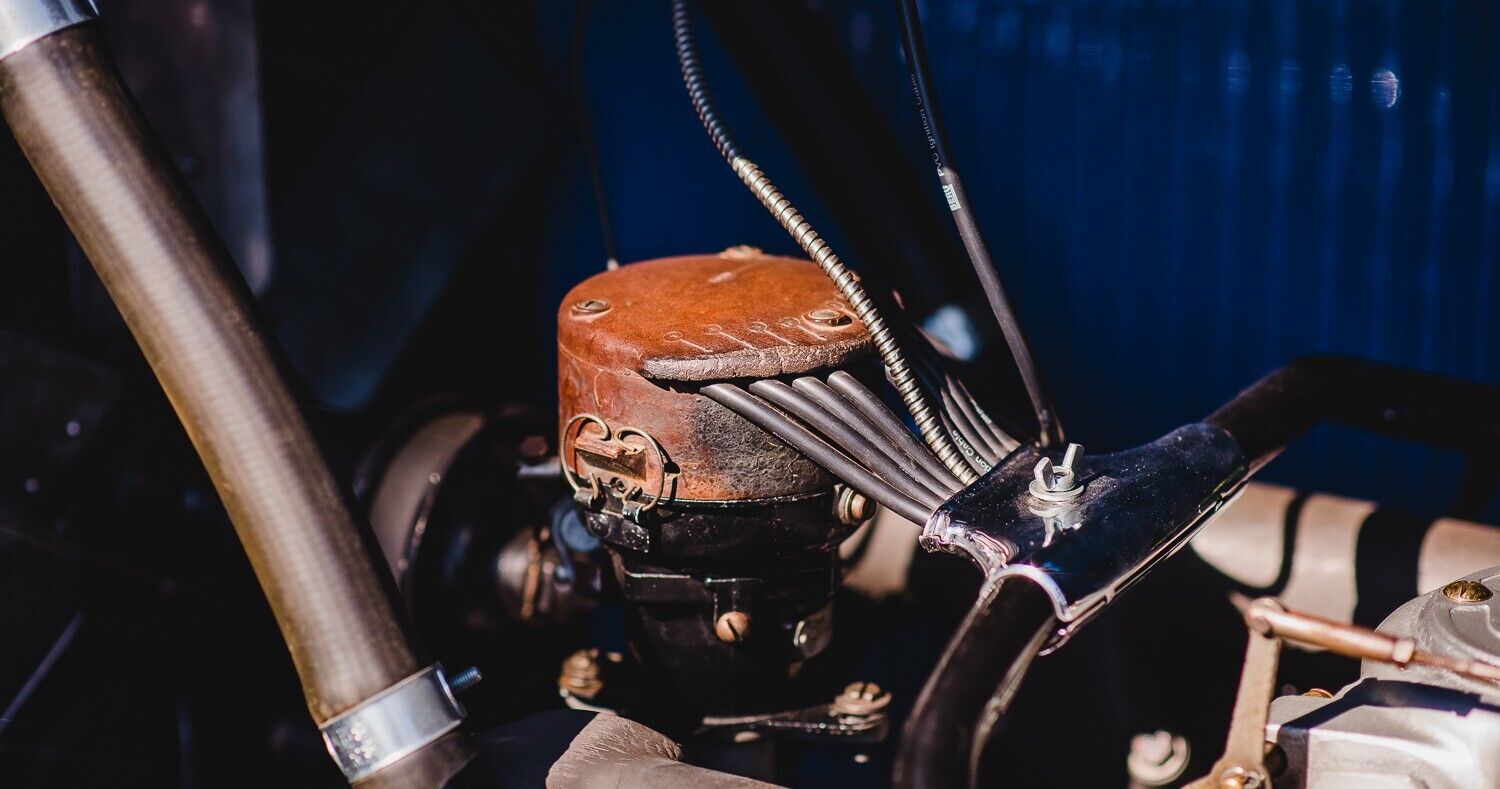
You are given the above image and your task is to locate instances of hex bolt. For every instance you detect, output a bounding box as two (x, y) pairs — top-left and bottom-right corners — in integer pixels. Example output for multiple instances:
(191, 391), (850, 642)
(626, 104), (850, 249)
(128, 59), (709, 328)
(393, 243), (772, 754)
(1442, 579), (1493, 603)
(571, 298), (611, 316)
(715, 610), (751, 643)
(804, 308), (851, 327)
(448, 666), (482, 693)
(1030, 443), (1085, 501)
(832, 681), (891, 717)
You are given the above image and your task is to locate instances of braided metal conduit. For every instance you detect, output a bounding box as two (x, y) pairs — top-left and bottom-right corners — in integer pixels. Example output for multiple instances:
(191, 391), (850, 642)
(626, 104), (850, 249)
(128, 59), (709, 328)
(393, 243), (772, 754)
(670, 0), (976, 485)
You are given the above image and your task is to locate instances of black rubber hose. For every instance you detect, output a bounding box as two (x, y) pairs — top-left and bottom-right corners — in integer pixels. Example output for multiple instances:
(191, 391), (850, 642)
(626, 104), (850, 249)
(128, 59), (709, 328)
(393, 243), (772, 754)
(793, 376), (960, 496)
(0, 26), (472, 784)
(894, 579), (1057, 789)
(894, 0), (1061, 448)
(749, 380), (951, 504)
(671, 0), (975, 484)
(1206, 354), (1500, 474)
(703, 384), (935, 524)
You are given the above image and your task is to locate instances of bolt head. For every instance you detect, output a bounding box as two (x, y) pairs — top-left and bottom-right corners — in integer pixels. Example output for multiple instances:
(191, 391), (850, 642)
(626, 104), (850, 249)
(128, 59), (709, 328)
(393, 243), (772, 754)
(1443, 579), (1493, 603)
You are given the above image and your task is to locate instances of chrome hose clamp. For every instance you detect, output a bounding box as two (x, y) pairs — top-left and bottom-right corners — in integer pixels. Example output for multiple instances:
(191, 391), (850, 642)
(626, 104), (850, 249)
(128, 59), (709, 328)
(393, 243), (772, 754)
(320, 663), (467, 783)
(0, 0), (97, 61)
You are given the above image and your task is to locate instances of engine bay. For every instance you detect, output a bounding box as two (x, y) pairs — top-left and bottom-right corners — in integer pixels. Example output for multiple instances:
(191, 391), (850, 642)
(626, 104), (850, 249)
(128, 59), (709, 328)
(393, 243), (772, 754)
(0, 1), (1497, 787)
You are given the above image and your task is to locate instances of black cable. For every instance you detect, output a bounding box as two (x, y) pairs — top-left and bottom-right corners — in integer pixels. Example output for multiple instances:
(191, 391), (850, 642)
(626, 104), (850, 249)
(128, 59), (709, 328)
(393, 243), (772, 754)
(572, 0), (620, 269)
(824, 371), (964, 489)
(798, 376), (960, 498)
(749, 379), (952, 503)
(671, 0), (975, 483)
(948, 373), (1018, 455)
(702, 384), (935, 524)
(894, 0), (1061, 447)
(910, 346), (994, 473)
(910, 338), (1010, 462)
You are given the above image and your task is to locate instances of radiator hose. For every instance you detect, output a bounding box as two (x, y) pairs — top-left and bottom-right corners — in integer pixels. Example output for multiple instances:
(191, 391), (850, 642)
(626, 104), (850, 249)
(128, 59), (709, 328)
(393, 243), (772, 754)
(0, 6), (472, 785)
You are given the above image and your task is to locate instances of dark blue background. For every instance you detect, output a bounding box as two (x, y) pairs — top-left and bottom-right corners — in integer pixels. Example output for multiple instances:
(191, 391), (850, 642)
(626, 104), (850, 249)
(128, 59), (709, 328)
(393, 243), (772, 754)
(530, 0), (1500, 520)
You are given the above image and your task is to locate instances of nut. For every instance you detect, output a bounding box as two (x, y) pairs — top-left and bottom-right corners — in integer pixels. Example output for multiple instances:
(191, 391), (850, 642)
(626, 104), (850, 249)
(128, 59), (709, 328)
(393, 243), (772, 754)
(832, 681), (891, 717)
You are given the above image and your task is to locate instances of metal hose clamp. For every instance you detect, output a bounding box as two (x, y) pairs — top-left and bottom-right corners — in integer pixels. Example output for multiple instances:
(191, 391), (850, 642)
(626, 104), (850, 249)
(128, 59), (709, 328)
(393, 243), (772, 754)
(320, 663), (466, 782)
(0, 0), (96, 61)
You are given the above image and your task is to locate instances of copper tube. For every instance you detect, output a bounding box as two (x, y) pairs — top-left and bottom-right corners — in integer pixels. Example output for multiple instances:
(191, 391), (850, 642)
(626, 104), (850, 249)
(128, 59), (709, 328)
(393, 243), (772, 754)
(1246, 598), (1500, 684)
(0, 26), (471, 783)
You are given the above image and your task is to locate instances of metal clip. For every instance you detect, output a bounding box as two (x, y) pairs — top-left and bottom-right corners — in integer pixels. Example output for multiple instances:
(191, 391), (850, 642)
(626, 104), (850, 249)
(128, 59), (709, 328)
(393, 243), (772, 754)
(561, 414), (676, 523)
(319, 664), (466, 783)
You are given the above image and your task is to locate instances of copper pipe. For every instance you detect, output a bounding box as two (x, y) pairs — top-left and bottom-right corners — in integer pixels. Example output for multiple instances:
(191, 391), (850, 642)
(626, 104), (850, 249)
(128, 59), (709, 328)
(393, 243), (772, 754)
(0, 25), (471, 783)
(1246, 597), (1500, 683)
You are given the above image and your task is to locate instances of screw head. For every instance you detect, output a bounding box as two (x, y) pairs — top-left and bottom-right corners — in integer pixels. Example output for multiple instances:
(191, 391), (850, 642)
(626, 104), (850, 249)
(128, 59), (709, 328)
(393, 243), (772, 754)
(1127, 730), (1191, 786)
(715, 611), (751, 643)
(1443, 579), (1493, 603)
(805, 308), (851, 327)
(571, 298), (611, 316)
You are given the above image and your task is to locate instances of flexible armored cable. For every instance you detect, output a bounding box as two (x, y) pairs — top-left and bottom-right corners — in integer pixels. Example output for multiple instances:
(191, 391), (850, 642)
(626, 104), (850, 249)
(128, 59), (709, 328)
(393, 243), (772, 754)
(894, 0), (1060, 447)
(748, 380), (953, 502)
(671, 0), (976, 484)
(702, 384), (936, 524)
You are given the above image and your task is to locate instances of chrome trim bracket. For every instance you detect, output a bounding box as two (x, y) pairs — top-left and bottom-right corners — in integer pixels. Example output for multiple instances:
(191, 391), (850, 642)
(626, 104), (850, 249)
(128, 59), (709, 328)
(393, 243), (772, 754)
(922, 423), (1248, 650)
(0, 0), (96, 61)
(320, 664), (466, 783)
